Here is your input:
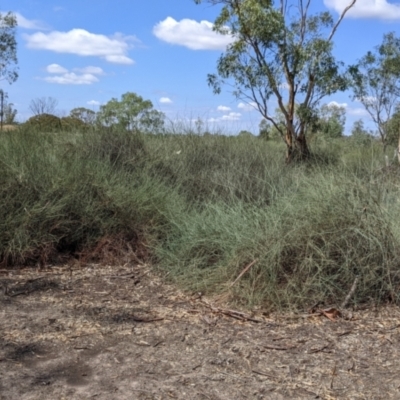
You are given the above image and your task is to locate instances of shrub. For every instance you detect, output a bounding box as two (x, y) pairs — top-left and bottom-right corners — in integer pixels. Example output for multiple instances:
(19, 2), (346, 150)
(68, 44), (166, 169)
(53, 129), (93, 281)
(24, 113), (62, 131)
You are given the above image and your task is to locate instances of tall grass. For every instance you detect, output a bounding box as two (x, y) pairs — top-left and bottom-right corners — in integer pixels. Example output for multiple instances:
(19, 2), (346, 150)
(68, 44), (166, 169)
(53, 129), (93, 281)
(1, 127), (399, 310)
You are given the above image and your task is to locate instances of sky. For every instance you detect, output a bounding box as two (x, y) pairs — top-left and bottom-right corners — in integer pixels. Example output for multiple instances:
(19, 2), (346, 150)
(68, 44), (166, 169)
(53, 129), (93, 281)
(1, 0), (400, 134)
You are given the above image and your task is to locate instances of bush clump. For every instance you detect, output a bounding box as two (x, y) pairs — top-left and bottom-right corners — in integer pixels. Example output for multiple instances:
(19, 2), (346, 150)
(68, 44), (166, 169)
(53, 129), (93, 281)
(24, 113), (62, 132)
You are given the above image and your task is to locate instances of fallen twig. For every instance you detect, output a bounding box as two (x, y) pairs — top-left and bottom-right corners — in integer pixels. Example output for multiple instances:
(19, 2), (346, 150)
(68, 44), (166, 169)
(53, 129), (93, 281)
(263, 344), (296, 351)
(131, 316), (164, 323)
(230, 259), (258, 287)
(252, 369), (276, 378)
(341, 276), (359, 309)
(201, 301), (263, 323)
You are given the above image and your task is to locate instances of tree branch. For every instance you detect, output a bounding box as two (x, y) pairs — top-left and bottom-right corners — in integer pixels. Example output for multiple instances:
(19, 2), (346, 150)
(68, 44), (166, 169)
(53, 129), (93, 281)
(328, 0), (357, 42)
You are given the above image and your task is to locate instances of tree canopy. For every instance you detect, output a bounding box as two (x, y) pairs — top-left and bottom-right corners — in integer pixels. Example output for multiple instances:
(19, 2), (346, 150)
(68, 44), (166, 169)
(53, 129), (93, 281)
(0, 12), (18, 84)
(349, 32), (400, 151)
(96, 92), (165, 133)
(194, 0), (356, 161)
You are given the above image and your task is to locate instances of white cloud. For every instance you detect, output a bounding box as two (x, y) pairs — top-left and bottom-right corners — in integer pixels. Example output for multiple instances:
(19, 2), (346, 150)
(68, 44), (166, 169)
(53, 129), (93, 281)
(15, 12), (47, 30)
(44, 72), (99, 85)
(324, 0), (400, 20)
(217, 105), (231, 112)
(87, 100), (100, 106)
(222, 112), (241, 121)
(327, 101), (348, 108)
(238, 102), (258, 112)
(42, 64), (104, 85)
(209, 112), (242, 122)
(46, 63), (68, 74)
(160, 97), (172, 104)
(24, 29), (137, 64)
(153, 17), (234, 50)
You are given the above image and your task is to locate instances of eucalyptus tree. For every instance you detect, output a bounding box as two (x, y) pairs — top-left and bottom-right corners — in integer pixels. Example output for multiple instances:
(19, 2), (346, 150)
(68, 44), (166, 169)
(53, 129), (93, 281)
(349, 32), (400, 152)
(318, 102), (346, 139)
(195, 0), (356, 161)
(0, 12), (18, 84)
(3, 100), (17, 124)
(97, 92), (165, 133)
(70, 107), (97, 125)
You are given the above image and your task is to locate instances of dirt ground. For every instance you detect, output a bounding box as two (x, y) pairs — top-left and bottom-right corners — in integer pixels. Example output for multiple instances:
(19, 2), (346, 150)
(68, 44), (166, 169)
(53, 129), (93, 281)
(1, 262), (400, 400)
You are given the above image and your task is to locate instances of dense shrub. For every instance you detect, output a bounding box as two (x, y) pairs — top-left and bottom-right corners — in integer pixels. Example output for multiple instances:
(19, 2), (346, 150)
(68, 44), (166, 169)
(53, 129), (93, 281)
(1, 129), (400, 310)
(24, 113), (62, 131)
(61, 116), (88, 132)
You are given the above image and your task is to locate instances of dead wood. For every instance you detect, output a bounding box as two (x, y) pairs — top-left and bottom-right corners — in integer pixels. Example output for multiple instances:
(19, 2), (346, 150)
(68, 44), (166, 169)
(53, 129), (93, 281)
(341, 276), (359, 309)
(230, 259), (258, 287)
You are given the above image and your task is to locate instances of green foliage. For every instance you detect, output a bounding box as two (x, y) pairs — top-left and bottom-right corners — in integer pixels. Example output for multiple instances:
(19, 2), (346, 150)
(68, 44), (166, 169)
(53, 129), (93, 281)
(385, 105), (400, 146)
(60, 116), (88, 132)
(318, 103), (346, 139)
(2, 127), (400, 310)
(349, 32), (400, 148)
(3, 99), (17, 124)
(70, 107), (96, 125)
(258, 119), (270, 140)
(238, 130), (253, 137)
(0, 12), (18, 84)
(195, 0), (356, 160)
(350, 119), (374, 146)
(97, 92), (165, 133)
(24, 114), (62, 131)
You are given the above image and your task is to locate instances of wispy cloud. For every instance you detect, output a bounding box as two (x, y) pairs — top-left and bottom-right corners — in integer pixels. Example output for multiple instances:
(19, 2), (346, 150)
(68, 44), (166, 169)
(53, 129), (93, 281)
(153, 17), (234, 50)
(324, 0), (400, 20)
(14, 12), (48, 30)
(217, 105), (231, 112)
(24, 29), (138, 64)
(42, 63), (104, 85)
(347, 107), (369, 117)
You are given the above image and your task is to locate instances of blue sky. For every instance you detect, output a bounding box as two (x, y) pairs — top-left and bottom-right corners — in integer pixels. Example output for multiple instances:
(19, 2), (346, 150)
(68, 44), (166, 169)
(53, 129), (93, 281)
(2, 0), (400, 134)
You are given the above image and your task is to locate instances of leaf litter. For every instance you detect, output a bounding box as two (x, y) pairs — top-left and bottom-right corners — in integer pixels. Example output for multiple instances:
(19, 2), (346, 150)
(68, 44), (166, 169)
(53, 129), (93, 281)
(1, 263), (400, 399)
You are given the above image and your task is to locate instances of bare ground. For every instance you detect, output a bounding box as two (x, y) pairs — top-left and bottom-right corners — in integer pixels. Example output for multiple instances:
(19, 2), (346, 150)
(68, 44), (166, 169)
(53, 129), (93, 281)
(1, 262), (400, 400)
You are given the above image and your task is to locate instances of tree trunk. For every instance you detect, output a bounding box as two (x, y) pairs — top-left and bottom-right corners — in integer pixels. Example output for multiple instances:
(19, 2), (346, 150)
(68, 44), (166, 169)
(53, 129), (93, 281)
(285, 129), (310, 163)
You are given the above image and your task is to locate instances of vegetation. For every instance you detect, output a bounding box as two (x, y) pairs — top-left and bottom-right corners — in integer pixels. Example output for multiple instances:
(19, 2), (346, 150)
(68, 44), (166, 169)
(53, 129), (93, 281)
(96, 92), (165, 133)
(194, 0), (356, 161)
(1, 125), (400, 311)
(349, 32), (400, 151)
(0, 11), (18, 84)
(1, 3), (400, 313)
(29, 96), (58, 116)
(24, 113), (62, 131)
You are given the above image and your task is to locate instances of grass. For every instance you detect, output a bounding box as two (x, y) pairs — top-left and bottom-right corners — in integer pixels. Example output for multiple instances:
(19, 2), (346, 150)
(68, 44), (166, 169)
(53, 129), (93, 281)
(1, 126), (400, 311)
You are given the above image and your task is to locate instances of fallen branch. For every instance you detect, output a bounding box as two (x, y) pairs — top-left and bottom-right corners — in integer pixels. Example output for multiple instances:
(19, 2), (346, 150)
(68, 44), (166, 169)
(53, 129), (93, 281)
(230, 259), (258, 287)
(201, 301), (263, 323)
